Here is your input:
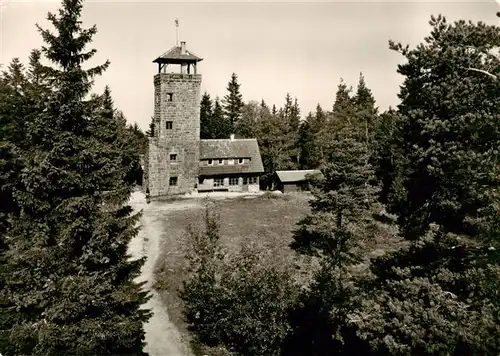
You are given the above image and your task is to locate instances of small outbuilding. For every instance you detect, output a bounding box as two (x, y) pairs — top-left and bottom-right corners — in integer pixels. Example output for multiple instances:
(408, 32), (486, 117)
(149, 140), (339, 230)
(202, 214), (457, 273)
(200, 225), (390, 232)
(275, 169), (323, 193)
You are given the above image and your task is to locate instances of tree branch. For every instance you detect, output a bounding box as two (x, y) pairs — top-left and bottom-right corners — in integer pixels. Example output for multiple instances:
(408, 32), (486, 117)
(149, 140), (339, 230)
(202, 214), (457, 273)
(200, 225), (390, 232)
(463, 67), (498, 80)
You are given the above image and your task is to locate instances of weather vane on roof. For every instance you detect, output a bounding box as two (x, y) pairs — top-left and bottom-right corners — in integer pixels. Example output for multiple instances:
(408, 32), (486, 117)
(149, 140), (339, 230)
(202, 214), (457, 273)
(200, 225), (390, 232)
(174, 18), (179, 46)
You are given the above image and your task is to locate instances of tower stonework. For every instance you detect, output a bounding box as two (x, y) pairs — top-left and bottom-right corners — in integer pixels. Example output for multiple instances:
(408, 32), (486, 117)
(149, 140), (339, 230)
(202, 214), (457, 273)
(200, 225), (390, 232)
(146, 41), (203, 197)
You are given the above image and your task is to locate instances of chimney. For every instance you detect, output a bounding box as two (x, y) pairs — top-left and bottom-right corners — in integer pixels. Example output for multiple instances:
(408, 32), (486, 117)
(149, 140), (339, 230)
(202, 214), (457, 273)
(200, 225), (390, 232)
(230, 134), (235, 141)
(180, 41), (186, 55)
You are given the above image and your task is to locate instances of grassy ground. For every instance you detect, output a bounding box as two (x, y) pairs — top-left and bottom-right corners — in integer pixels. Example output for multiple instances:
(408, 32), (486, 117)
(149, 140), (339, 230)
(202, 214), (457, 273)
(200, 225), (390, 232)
(152, 192), (401, 355)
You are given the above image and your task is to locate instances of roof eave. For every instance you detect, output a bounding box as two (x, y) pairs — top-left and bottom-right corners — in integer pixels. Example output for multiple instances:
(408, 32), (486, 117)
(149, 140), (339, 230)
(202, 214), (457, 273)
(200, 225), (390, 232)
(152, 57), (203, 64)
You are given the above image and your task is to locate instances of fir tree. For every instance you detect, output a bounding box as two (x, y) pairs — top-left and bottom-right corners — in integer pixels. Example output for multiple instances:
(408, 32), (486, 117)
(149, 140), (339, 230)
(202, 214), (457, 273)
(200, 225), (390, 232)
(212, 96), (232, 139)
(145, 116), (154, 137)
(297, 116), (317, 169)
(354, 73), (378, 147)
(222, 72), (243, 133)
(289, 120), (379, 354)
(200, 92), (214, 139)
(299, 104), (329, 169)
(332, 79), (356, 126)
(271, 104), (277, 116)
(278, 94), (301, 168)
(292, 126), (378, 257)
(0, 0), (151, 354)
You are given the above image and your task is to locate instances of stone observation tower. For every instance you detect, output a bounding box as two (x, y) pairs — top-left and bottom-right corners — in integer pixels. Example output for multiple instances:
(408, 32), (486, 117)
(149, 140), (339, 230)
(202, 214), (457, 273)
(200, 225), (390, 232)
(145, 41), (203, 197)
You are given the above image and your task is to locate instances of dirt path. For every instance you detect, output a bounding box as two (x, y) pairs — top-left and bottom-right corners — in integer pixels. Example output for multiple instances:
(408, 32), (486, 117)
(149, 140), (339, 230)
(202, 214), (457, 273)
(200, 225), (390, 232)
(127, 191), (200, 356)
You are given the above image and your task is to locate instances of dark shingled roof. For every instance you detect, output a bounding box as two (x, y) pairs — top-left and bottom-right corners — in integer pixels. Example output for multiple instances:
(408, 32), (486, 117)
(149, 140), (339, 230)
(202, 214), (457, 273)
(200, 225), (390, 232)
(199, 139), (264, 175)
(276, 169), (323, 183)
(153, 45), (203, 64)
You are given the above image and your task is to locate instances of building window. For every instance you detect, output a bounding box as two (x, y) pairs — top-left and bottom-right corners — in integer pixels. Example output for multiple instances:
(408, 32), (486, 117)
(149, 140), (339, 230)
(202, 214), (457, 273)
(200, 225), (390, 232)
(207, 159), (213, 165)
(248, 176), (257, 184)
(167, 93), (173, 101)
(214, 178), (224, 187)
(243, 177), (247, 185)
(228, 159), (235, 165)
(169, 177), (178, 186)
(229, 177), (239, 186)
(166, 121), (173, 130)
(238, 158), (244, 164)
(218, 159), (224, 165)
(170, 154), (177, 161)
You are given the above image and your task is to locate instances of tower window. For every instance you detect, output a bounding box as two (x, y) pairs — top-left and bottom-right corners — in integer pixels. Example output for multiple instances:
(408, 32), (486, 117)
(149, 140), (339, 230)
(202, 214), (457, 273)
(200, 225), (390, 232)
(207, 159), (213, 165)
(166, 121), (173, 130)
(238, 158), (244, 164)
(170, 154), (177, 161)
(169, 177), (178, 186)
(167, 93), (173, 101)
(218, 159), (223, 165)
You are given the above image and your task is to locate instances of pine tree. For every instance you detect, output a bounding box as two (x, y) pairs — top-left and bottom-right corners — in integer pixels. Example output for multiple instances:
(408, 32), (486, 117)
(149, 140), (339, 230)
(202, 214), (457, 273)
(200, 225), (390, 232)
(0, 0), (151, 354)
(390, 15), (500, 240)
(348, 14), (500, 355)
(222, 72), (243, 133)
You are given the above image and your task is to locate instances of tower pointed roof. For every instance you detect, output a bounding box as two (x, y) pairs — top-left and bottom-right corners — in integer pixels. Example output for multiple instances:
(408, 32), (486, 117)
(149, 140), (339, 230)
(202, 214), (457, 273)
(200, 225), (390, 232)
(153, 42), (203, 65)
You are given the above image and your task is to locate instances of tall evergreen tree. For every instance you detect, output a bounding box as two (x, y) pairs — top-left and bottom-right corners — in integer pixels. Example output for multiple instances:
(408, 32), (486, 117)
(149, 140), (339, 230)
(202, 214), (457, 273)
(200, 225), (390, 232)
(145, 116), (155, 137)
(299, 104), (330, 169)
(200, 92), (213, 139)
(292, 127), (378, 257)
(389, 15), (500, 240)
(0, 0), (150, 354)
(222, 72), (243, 133)
(289, 118), (379, 354)
(348, 14), (500, 355)
(370, 107), (406, 206)
(354, 73), (378, 147)
(212, 96), (232, 139)
(276, 94), (301, 168)
(297, 116), (318, 169)
(271, 104), (277, 116)
(332, 79), (356, 126)
(327, 79), (358, 158)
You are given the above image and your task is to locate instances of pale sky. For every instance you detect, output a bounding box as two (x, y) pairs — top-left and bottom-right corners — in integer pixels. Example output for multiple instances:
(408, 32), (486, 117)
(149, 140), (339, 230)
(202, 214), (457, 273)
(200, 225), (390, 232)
(1, 0), (499, 130)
